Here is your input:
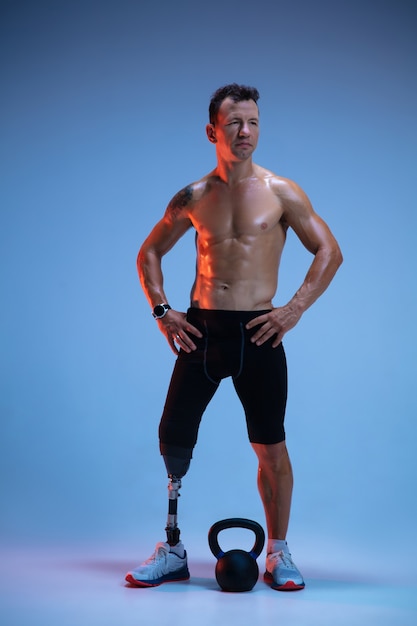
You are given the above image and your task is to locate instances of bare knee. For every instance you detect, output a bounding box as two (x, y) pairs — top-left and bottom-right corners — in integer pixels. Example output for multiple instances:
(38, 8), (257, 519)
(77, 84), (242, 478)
(252, 441), (292, 475)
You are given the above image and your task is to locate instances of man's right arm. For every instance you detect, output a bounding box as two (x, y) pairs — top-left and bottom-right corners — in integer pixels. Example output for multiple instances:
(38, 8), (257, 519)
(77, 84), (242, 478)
(137, 186), (203, 354)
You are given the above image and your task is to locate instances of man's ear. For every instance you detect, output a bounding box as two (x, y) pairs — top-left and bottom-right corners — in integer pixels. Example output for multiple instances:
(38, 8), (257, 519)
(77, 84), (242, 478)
(206, 124), (217, 143)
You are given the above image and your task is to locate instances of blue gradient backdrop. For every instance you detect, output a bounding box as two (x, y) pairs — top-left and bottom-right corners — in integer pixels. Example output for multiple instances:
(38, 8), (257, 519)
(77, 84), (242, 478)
(1, 0), (416, 565)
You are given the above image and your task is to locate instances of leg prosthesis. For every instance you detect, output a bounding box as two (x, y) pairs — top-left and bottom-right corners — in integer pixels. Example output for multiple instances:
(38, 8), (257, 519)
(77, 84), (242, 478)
(161, 444), (192, 546)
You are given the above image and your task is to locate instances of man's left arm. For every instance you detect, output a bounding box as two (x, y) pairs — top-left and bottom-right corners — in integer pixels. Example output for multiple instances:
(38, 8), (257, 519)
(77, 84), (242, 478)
(247, 180), (343, 346)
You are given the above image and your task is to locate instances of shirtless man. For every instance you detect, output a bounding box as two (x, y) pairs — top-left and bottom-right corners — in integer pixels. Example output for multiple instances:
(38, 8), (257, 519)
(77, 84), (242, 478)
(126, 84), (342, 591)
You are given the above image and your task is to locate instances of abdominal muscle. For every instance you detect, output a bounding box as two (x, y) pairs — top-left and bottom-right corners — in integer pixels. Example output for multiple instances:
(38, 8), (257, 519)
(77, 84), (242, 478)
(191, 276), (275, 310)
(190, 233), (283, 311)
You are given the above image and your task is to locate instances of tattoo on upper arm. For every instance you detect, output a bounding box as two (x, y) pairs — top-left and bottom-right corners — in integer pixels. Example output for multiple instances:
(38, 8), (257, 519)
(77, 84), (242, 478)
(167, 185), (193, 218)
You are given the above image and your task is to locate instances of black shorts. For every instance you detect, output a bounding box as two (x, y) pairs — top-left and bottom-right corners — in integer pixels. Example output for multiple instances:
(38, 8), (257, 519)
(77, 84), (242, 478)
(159, 308), (288, 452)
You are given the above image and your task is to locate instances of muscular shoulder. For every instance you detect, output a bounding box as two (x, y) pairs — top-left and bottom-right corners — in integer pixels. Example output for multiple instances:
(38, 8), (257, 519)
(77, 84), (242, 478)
(262, 170), (301, 199)
(165, 178), (211, 222)
(266, 171), (313, 218)
(251, 165), (300, 196)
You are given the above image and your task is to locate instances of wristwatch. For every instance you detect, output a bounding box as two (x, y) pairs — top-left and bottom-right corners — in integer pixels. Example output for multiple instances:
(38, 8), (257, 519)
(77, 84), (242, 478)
(152, 303), (171, 319)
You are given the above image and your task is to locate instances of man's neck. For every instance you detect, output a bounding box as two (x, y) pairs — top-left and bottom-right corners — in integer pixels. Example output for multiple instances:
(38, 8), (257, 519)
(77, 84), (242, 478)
(214, 157), (255, 185)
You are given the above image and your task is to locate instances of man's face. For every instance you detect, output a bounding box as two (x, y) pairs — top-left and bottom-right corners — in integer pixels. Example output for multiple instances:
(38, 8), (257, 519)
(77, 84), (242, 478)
(207, 97), (259, 161)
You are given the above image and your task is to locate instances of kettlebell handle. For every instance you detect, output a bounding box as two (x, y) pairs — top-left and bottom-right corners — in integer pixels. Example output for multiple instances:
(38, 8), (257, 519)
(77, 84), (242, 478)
(208, 517), (265, 560)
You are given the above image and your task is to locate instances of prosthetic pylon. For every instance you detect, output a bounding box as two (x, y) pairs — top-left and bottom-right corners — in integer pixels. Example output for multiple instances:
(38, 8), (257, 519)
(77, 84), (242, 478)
(165, 474), (181, 546)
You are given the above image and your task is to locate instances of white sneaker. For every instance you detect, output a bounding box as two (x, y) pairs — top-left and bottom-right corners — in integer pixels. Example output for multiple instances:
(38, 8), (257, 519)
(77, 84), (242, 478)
(264, 550), (305, 591)
(125, 541), (190, 587)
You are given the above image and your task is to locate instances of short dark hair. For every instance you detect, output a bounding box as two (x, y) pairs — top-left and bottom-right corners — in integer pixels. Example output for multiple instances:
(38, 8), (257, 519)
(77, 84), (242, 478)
(209, 83), (260, 124)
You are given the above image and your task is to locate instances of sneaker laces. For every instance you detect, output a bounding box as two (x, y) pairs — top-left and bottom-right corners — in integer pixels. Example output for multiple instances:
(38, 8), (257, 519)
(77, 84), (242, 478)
(142, 542), (169, 566)
(269, 550), (295, 569)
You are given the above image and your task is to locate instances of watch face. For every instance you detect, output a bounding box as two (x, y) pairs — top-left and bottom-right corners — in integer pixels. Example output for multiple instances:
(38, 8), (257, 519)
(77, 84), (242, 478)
(153, 303), (171, 318)
(154, 304), (165, 318)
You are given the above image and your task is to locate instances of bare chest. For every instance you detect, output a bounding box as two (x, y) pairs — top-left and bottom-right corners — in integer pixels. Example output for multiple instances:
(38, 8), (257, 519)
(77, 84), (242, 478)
(190, 180), (283, 241)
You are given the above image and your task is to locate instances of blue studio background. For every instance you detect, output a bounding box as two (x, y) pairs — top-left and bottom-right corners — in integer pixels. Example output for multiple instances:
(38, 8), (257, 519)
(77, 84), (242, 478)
(1, 0), (416, 568)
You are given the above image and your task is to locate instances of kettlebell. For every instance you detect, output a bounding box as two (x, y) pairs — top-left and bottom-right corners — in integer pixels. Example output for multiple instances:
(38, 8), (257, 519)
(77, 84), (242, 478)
(208, 518), (265, 592)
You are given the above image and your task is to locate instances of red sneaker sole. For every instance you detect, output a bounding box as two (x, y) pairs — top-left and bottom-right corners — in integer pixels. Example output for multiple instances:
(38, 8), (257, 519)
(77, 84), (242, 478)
(264, 572), (305, 591)
(125, 573), (190, 587)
